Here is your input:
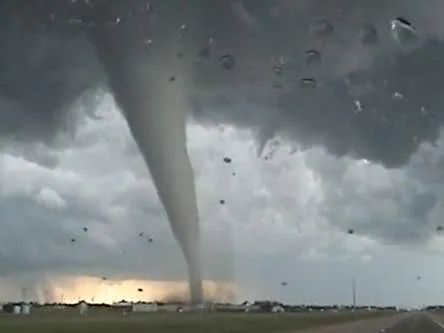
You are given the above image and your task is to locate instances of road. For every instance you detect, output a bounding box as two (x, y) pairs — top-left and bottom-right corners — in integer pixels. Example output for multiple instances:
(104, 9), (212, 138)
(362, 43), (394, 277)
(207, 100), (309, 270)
(298, 312), (444, 333)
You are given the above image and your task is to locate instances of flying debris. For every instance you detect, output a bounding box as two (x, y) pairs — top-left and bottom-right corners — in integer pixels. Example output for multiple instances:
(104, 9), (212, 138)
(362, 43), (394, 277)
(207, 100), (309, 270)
(137, 288), (143, 292)
(219, 199), (226, 205)
(281, 281), (288, 286)
(71, 238), (76, 243)
(83, 227), (88, 232)
(309, 19), (334, 38)
(390, 17), (418, 45)
(219, 54), (236, 71)
(139, 232), (144, 237)
(232, 172), (236, 176)
(416, 276), (421, 280)
(273, 63), (284, 76)
(169, 76), (176, 82)
(347, 228), (355, 235)
(300, 78), (317, 89)
(148, 237), (154, 243)
(305, 49), (321, 68)
(101, 276), (107, 281)
(437, 226), (443, 232)
(223, 157), (232, 164)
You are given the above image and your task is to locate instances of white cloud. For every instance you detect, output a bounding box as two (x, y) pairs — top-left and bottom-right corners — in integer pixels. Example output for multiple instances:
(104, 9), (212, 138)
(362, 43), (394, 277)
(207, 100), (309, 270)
(0, 92), (444, 306)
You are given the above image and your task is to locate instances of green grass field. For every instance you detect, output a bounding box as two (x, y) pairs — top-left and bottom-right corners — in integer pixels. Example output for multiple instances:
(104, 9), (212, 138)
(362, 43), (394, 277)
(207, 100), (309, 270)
(0, 309), (397, 333)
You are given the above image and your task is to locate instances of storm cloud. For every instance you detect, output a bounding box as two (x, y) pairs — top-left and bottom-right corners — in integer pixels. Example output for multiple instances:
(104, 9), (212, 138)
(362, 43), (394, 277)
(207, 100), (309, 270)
(2, 0), (444, 305)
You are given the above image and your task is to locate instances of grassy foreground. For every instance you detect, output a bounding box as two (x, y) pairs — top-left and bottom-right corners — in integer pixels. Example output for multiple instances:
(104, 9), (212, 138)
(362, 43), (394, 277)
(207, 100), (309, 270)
(0, 310), (397, 333)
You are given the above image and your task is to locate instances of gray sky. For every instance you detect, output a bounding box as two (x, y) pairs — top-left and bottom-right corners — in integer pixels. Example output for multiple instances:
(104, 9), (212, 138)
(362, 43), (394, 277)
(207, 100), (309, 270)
(2, 0), (444, 307)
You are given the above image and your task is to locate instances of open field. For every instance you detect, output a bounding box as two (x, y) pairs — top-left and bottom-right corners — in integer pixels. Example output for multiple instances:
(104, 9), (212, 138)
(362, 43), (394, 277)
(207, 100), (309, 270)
(0, 310), (399, 333)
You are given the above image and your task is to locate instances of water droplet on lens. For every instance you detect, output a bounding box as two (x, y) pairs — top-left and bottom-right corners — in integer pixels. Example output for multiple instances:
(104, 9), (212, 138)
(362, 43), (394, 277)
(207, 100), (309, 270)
(360, 24), (379, 45)
(220, 54), (236, 70)
(309, 19), (333, 38)
(390, 17), (418, 45)
(273, 64), (284, 76)
(305, 49), (321, 68)
(300, 78), (317, 89)
(354, 100), (363, 113)
(393, 91), (404, 99)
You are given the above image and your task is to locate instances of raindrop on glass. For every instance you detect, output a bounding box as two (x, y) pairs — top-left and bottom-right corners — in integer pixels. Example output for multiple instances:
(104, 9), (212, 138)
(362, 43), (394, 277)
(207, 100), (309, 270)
(360, 24), (379, 45)
(220, 55), (236, 70)
(300, 78), (317, 89)
(393, 91), (404, 99)
(305, 49), (321, 68)
(273, 64), (284, 76)
(390, 18), (417, 45)
(354, 100), (363, 113)
(309, 19), (333, 38)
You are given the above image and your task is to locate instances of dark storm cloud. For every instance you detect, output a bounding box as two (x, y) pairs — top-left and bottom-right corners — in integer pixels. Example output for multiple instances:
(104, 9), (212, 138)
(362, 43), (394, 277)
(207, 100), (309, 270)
(2, 0), (444, 169)
(3, 0), (444, 252)
(0, 0), (444, 167)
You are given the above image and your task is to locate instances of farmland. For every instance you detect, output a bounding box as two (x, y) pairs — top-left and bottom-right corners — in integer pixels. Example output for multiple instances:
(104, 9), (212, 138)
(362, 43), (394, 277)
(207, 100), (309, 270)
(0, 309), (398, 333)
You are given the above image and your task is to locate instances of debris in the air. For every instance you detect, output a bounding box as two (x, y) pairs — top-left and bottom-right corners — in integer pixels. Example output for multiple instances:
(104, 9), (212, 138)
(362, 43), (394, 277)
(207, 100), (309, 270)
(437, 226), (443, 232)
(393, 91), (404, 99)
(219, 199), (226, 205)
(354, 100), (363, 113)
(347, 228), (355, 235)
(137, 288), (143, 292)
(273, 64), (284, 76)
(309, 19), (334, 37)
(108, 17), (122, 26)
(232, 172), (236, 176)
(169, 76), (176, 82)
(416, 276), (421, 280)
(148, 237), (154, 243)
(223, 157), (232, 164)
(360, 24), (379, 45)
(139, 232), (144, 237)
(305, 49), (321, 68)
(219, 55), (236, 71)
(264, 156), (269, 161)
(300, 78), (317, 89)
(390, 17), (417, 45)
(101, 276), (107, 281)
(281, 281), (288, 286)
(83, 227), (88, 232)
(71, 238), (76, 243)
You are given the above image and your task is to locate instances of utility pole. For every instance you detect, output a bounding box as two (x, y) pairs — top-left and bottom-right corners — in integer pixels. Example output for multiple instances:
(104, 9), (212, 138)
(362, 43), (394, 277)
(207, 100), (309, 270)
(352, 276), (356, 311)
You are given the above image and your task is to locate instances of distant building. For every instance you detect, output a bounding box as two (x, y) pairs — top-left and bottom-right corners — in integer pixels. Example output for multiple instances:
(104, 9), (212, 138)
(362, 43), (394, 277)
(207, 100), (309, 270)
(78, 301), (88, 316)
(132, 303), (158, 313)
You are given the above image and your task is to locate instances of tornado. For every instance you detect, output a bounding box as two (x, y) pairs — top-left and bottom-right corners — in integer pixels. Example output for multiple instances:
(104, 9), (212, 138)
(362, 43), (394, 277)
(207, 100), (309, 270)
(88, 22), (203, 304)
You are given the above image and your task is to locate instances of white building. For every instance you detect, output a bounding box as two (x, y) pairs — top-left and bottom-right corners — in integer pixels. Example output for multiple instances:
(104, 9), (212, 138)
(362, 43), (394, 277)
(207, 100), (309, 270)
(78, 301), (88, 316)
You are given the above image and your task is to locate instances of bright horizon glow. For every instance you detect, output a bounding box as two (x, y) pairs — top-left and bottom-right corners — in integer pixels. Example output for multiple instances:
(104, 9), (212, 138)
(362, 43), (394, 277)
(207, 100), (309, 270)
(48, 277), (238, 304)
